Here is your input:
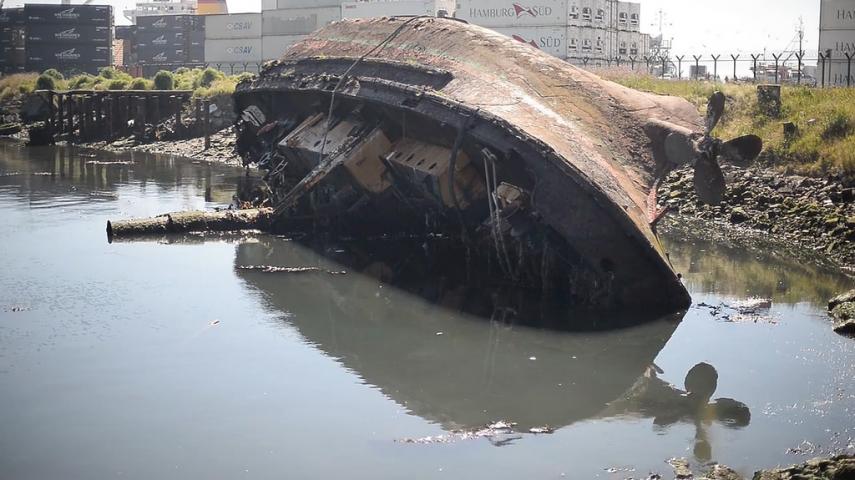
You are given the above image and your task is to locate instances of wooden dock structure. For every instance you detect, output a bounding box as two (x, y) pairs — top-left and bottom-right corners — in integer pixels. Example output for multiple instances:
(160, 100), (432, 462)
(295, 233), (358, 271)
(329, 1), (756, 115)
(35, 89), (212, 146)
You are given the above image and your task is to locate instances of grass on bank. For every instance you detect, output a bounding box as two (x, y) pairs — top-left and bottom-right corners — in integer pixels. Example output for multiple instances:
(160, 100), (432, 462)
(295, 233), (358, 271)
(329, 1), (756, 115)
(599, 71), (855, 178)
(0, 66), (246, 101)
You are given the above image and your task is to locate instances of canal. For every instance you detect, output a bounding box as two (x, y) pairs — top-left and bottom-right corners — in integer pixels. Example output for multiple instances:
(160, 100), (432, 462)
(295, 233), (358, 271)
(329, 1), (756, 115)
(0, 142), (852, 479)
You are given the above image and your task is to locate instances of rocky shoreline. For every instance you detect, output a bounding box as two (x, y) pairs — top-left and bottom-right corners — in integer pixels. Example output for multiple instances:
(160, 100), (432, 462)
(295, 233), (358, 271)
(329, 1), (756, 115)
(686, 454), (855, 480)
(660, 165), (855, 272)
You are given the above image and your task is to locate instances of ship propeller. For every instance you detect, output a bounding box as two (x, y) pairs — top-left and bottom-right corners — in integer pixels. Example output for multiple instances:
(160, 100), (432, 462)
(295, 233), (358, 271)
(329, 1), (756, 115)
(663, 91), (763, 205)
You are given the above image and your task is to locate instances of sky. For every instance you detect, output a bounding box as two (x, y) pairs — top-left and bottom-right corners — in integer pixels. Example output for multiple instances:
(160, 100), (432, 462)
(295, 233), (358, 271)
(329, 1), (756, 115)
(4, 0), (823, 56)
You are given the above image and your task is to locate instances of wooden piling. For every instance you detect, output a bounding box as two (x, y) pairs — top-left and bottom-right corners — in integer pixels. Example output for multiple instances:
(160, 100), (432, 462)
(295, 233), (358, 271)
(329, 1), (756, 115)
(94, 95), (103, 139)
(203, 99), (211, 150)
(151, 94), (160, 130)
(83, 96), (93, 141)
(135, 96), (146, 139)
(57, 94), (65, 134)
(105, 95), (114, 140)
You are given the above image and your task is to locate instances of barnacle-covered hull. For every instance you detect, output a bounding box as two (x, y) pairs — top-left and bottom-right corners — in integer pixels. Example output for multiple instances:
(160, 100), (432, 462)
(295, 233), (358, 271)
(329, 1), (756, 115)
(234, 17), (701, 313)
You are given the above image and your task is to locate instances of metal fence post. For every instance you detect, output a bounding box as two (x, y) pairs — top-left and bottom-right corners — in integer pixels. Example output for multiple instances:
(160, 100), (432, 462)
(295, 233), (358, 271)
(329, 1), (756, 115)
(629, 56), (636, 71)
(711, 54), (720, 82)
(795, 52), (804, 85)
(203, 99), (211, 150)
(643, 55), (651, 74)
(660, 55), (668, 78)
(750, 54), (761, 83)
(692, 55), (701, 80)
(730, 54), (740, 81)
(846, 53), (853, 87)
(820, 52), (826, 88)
(772, 53), (782, 84)
(676, 55), (684, 79)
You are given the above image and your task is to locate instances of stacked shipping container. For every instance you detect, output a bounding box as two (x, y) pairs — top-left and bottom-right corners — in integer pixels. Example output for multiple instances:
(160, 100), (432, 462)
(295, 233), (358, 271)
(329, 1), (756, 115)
(261, 0), (344, 62)
(341, 0), (455, 19)
(0, 8), (26, 74)
(456, 0), (569, 59)
(24, 4), (113, 75)
(819, 0), (855, 86)
(204, 13), (263, 73)
(137, 14), (204, 75)
(455, 0), (649, 62)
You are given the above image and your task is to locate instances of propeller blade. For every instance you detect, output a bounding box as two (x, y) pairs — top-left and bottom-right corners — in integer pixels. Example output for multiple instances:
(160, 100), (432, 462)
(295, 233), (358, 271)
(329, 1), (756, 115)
(705, 91), (726, 135)
(664, 132), (697, 166)
(693, 157), (726, 205)
(719, 135), (763, 167)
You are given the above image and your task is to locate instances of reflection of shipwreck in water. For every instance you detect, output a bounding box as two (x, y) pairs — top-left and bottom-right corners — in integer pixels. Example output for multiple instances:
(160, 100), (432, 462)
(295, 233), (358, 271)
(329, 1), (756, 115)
(234, 17), (762, 312)
(235, 237), (684, 430)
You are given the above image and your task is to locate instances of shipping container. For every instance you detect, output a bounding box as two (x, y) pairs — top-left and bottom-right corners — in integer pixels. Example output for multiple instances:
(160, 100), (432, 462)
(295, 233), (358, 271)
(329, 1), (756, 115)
(205, 13), (262, 39)
(204, 38), (263, 62)
(276, 0), (347, 8)
(0, 7), (25, 26)
(565, 25), (580, 55)
(26, 44), (111, 63)
(491, 26), (566, 58)
(827, 61), (855, 86)
(188, 30), (205, 48)
(1, 26), (25, 46)
(24, 4), (112, 26)
(137, 14), (201, 32)
(819, 29), (855, 58)
(115, 25), (137, 41)
(137, 45), (186, 64)
(627, 2), (640, 32)
(262, 0), (277, 11)
(456, 0), (566, 27)
(0, 45), (26, 65)
(262, 7), (341, 35)
(187, 44), (205, 63)
(137, 29), (186, 48)
(262, 34), (305, 60)
(27, 24), (112, 44)
(821, 0), (855, 30)
(342, 0), (442, 19)
(27, 44), (111, 72)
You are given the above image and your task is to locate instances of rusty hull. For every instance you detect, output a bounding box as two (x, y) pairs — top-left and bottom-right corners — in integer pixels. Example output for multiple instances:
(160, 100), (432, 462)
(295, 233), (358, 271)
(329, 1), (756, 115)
(234, 17), (701, 312)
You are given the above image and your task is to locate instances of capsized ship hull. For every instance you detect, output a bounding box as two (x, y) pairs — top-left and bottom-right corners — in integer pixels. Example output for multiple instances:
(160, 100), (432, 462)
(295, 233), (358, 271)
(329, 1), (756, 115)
(234, 17), (702, 312)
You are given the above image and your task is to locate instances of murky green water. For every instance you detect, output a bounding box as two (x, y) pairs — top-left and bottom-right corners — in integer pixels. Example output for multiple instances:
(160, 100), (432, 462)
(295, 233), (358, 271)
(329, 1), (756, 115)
(1, 142), (853, 479)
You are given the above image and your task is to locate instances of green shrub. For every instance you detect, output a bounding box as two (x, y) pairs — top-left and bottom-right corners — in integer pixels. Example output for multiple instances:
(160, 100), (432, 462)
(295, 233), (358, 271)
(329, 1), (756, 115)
(36, 74), (57, 90)
(106, 79), (129, 90)
(41, 69), (64, 81)
(98, 67), (119, 79)
(196, 67), (224, 88)
(193, 77), (237, 99)
(129, 78), (151, 90)
(68, 74), (95, 89)
(821, 111), (853, 141)
(153, 70), (175, 90)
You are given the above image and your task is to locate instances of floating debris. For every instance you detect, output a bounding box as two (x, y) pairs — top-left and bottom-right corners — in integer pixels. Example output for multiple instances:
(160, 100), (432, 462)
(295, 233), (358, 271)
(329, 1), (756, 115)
(696, 300), (777, 324)
(397, 421), (521, 445)
(85, 161), (134, 166)
(237, 266), (347, 275)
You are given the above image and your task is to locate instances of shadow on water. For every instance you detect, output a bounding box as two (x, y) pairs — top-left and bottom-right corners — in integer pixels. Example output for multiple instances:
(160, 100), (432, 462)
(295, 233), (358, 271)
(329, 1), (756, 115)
(233, 235), (687, 431)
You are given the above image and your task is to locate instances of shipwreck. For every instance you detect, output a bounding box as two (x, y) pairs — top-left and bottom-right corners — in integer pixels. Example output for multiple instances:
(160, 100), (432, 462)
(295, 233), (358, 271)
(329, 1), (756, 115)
(114, 16), (763, 313)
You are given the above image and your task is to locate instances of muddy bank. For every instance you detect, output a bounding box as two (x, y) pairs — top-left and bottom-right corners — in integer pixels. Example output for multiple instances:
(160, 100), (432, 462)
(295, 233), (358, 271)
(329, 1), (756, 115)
(660, 165), (855, 271)
(84, 127), (241, 166)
